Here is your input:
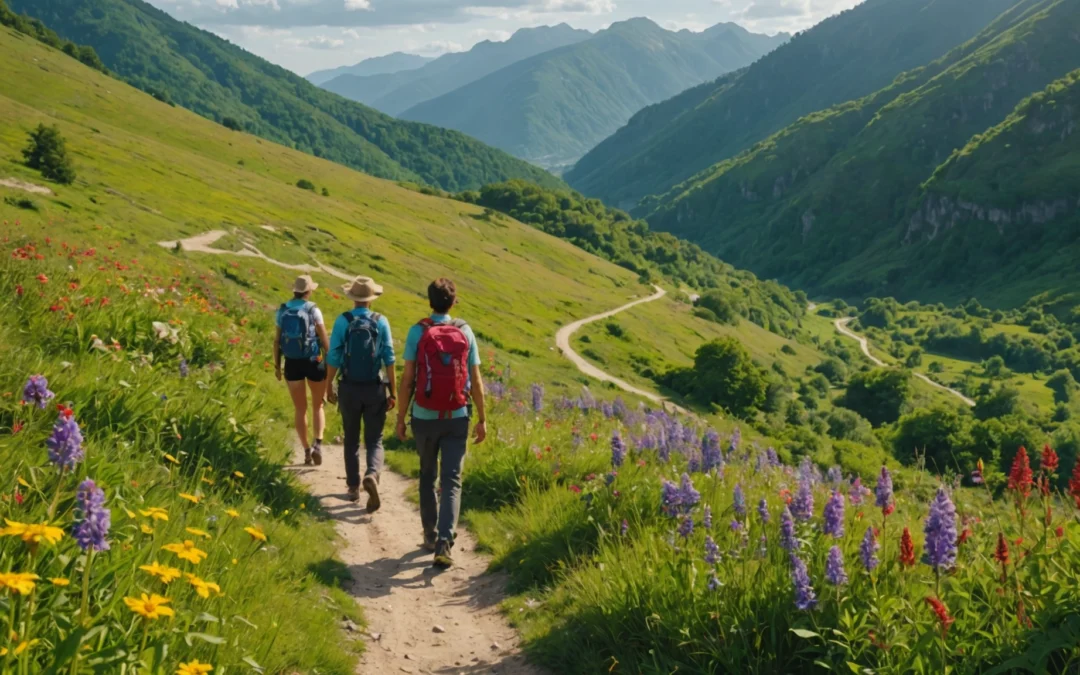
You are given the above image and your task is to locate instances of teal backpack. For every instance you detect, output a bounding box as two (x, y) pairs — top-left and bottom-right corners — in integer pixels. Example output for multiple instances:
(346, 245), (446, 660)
(342, 312), (382, 384)
(279, 302), (318, 360)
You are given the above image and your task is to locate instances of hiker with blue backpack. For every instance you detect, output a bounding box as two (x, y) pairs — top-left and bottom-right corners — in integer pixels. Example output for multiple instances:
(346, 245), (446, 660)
(274, 275), (331, 466)
(325, 276), (397, 508)
(396, 278), (487, 569)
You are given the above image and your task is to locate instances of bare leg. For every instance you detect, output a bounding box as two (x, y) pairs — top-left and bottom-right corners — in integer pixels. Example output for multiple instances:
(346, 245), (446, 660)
(308, 377), (327, 443)
(287, 379), (309, 448)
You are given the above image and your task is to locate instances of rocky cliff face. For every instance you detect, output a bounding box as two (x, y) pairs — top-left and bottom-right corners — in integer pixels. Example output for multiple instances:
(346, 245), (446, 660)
(906, 193), (1079, 242)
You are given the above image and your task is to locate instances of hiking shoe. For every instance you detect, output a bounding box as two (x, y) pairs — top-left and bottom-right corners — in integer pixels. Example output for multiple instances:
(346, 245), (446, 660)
(311, 445), (323, 466)
(303, 448), (313, 466)
(433, 540), (453, 569)
(422, 532), (437, 552)
(362, 475), (381, 513)
(347, 486), (361, 503)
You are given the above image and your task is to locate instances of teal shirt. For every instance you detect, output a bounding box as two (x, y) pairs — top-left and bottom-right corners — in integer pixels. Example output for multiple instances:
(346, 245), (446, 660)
(327, 308), (395, 371)
(404, 314), (481, 420)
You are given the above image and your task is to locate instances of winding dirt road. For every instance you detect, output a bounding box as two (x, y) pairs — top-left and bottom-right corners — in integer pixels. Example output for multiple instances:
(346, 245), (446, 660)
(554, 286), (692, 415)
(835, 317), (975, 407)
(157, 230), (353, 281)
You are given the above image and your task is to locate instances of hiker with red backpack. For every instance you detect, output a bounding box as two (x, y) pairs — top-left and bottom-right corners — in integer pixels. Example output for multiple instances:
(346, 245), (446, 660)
(274, 275), (331, 466)
(325, 276), (397, 508)
(396, 278), (487, 569)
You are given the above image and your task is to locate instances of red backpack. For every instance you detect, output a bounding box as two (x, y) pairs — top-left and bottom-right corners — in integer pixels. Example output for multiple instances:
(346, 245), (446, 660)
(415, 318), (471, 416)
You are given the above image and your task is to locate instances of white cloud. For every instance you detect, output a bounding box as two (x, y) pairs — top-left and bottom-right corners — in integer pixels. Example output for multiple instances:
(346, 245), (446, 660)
(342, 27), (361, 38)
(539, 0), (615, 12)
(286, 35), (347, 48)
(405, 39), (466, 55)
(344, 0), (370, 10)
(741, 0), (809, 19)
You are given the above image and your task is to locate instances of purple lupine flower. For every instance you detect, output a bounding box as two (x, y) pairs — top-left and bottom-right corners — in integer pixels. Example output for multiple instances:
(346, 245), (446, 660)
(578, 387), (596, 411)
(826, 466), (843, 485)
(790, 553), (817, 611)
(22, 375), (55, 409)
(733, 484), (747, 518)
(798, 456), (815, 483)
(179, 358), (189, 379)
(704, 535), (719, 564)
(875, 466), (893, 510)
(766, 447), (780, 468)
(729, 519), (742, 533)
(823, 491), (845, 538)
(530, 383), (544, 413)
(611, 431), (627, 469)
(701, 429), (723, 472)
(620, 519), (629, 536)
(613, 397), (628, 420)
(678, 514), (694, 539)
(46, 410), (84, 469)
(661, 479), (681, 517)
(688, 455), (701, 473)
(71, 478), (110, 552)
(757, 498), (770, 524)
(707, 573), (721, 591)
(486, 380), (507, 400)
(780, 505), (798, 551)
(600, 402), (614, 419)
(860, 527), (880, 572)
(922, 486), (958, 570)
(848, 477), (866, 506)
(703, 505), (713, 530)
(825, 545), (848, 586)
(754, 451), (766, 474)
(729, 427), (741, 456)
(678, 473), (701, 511)
(791, 479), (814, 522)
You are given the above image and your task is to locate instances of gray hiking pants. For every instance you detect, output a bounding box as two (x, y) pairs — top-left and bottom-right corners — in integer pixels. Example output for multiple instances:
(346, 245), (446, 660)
(338, 381), (388, 489)
(413, 417), (469, 543)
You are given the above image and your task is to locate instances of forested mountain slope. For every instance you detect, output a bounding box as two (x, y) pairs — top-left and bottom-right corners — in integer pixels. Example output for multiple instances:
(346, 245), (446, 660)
(306, 52), (433, 87)
(9, 0), (565, 192)
(567, 0), (1021, 209)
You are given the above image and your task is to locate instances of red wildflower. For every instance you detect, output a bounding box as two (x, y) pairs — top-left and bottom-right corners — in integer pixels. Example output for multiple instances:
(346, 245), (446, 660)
(958, 528), (972, 545)
(57, 404), (74, 419)
(925, 597), (955, 635)
(1038, 476), (1051, 497)
(1008, 446), (1033, 499)
(883, 503), (896, 517)
(14, 285), (23, 296)
(1070, 460), (1080, 508)
(36, 274), (48, 284)
(1056, 526), (1064, 538)
(589, 433), (598, 442)
(569, 485), (581, 494)
(994, 532), (1009, 566)
(13, 492), (23, 506)
(1040, 445), (1059, 474)
(899, 527), (916, 567)
(11, 421), (23, 435)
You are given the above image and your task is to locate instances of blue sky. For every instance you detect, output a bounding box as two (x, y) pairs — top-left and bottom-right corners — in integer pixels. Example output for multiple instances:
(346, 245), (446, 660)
(146, 0), (862, 75)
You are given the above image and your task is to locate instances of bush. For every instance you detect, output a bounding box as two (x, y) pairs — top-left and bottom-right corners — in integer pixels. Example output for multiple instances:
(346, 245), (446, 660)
(221, 116), (242, 131)
(661, 338), (768, 417)
(813, 357), (848, 385)
(1047, 369), (1077, 404)
(781, 344), (796, 355)
(838, 368), (911, 427)
(321, 187), (330, 197)
(296, 179), (316, 191)
(3, 195), (37, 210)
(974, 386), (1021, 421)
(695, 289), (742, 325)
(22, 123), (76, 184)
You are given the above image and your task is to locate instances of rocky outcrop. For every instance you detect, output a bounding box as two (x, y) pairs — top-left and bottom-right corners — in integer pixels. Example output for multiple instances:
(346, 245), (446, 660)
(906, 193), (1078, 242)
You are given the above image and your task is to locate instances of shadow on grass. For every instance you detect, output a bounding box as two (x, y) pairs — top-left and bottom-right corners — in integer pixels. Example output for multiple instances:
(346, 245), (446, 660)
(307, 557), (353, 588)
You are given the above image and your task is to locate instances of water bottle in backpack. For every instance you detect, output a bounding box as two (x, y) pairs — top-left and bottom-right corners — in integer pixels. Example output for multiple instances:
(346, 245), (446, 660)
(342, 311), (383, 384)
(279, 302), (319, 360)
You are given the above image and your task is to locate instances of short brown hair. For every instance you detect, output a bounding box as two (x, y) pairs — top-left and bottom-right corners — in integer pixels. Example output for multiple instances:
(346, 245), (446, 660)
(428, 278), (456, 314)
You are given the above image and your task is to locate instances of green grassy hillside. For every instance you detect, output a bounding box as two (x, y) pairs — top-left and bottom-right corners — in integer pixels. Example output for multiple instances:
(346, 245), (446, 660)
(645, 0), (1079, 309)
(7, 0), (565, 193)
(401, 19), (785, 170)
(567, 0), (1019, 209)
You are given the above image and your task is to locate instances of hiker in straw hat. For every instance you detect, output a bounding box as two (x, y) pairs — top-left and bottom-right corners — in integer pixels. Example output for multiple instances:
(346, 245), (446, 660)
(325, 275), (397, 508)
(274, 274), (331, 467)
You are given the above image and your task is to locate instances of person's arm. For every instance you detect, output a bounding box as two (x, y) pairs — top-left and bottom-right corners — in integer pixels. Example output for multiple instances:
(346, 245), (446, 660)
(385, 362), (397, 411)
(316, 322), (330, 357)
(379, 317), (397, 409)
(469, 363), (486, 444)
(395, 360), (416, 442)
(324, 315), (345, 403)
(273, 326), (283, 382)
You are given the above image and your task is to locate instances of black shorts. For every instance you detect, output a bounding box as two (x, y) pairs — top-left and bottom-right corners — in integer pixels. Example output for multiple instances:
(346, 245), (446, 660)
(283, 358), (326, 383)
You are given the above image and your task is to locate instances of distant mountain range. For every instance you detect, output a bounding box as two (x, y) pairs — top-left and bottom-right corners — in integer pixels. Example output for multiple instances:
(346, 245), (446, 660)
(640, 0), (1080, 306)
(9, 0), (564, 192)
(320, 24), (592, 116)
(306, 52), (433, 86)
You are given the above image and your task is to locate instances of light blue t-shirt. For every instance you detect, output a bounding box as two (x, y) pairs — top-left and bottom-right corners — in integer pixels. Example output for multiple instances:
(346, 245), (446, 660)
(275, 299), (325, 359)
(404, 314), (481, 420)
(326, 307), (396, 373)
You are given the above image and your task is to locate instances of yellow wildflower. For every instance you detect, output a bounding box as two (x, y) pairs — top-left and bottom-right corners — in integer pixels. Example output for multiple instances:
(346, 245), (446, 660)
(164, 454), (180, 465)
(49, 578), (70, 587)
(0, 638), (40, 656)
(16, 477), (29, 489)
(184, 573), (222, 599)
(231, 558), (238, 565)
(139, 562), (182, 584)
(185, 527), (212, 539)
(141, 524), (155, 535)
(124, 508), (137, 519)
(244, 525), (267, 543)
(300, 503), (306, 510)
(163, 540), (208, 565)
(123, 593), (175, 620)
(179, 493), (201, 505)
(225, 509), (239, 519)
(0, 572), (39, 595)
(232, 471), (244, 479)
(139, 507), (169, 522)
(200, 477), (215, 486)
(0, 520), (64, 546)
(176, 660), (214, 675)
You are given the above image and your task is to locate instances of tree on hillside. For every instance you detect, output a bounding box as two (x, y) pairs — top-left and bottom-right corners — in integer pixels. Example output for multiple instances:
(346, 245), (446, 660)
(695, 289), (742, 325)
(814, 357), (848, 385)
(661, 338), (768, 417)
(1047, 369), (1077, 404)
(22, 124), (75, 184)
(974, 386), (1021, 421)
(838, 368), (911, 427)
(892, 406), (970, 467)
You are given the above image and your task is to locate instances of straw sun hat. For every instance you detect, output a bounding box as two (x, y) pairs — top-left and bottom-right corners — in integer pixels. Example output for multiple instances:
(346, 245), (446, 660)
(341, 276), (384, 303)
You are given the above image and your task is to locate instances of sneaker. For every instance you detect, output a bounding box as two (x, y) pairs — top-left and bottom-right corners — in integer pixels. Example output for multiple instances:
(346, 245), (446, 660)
(303, 448), (313, 466)
(422, 532), (437, 552)
(433, 540), (453, 569)
(362, 474), (381, 513)
(311, 444), (323, 466)
(347, 486), (361, 503)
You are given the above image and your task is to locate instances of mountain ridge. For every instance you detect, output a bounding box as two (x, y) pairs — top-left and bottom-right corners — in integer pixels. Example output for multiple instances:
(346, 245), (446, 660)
(306, 52), (432, 86)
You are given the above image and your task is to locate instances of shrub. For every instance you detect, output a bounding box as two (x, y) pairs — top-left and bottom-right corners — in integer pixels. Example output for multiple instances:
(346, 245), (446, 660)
(3, 195), (37, 210)
(1047, 369), (1077, 404)
(22, 123), (76, 184)
(838, 368), (911, 427)
(321, 187), (330, 197)
(813, 357), (848, 385)
(221, 116), (242, 131)
(296, 179), (316, 191)
(695, 289), (741, 325)
(781, 344), (796, 355)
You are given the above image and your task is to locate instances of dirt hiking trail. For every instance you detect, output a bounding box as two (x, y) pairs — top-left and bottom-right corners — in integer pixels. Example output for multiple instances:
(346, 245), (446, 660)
(291, 443), (542, 675)
(157, 230), (353, 281)
(835, 317), (975, 407)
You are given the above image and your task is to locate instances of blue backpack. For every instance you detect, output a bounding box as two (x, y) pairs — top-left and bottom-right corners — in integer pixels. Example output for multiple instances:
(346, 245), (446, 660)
(279, 301), (318, 360)
(342, 311), (383, 384)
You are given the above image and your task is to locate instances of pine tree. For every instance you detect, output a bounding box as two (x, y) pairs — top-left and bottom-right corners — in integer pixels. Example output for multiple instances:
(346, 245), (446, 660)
(22, 123), (76, 184)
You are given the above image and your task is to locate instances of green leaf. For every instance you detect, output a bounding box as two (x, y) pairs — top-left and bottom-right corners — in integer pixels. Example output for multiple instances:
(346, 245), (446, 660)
(184, 632), (226, 646)
(41, 628), (89, 675)
(791, 628), (821, 639)
(242, 656), (265, 673)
